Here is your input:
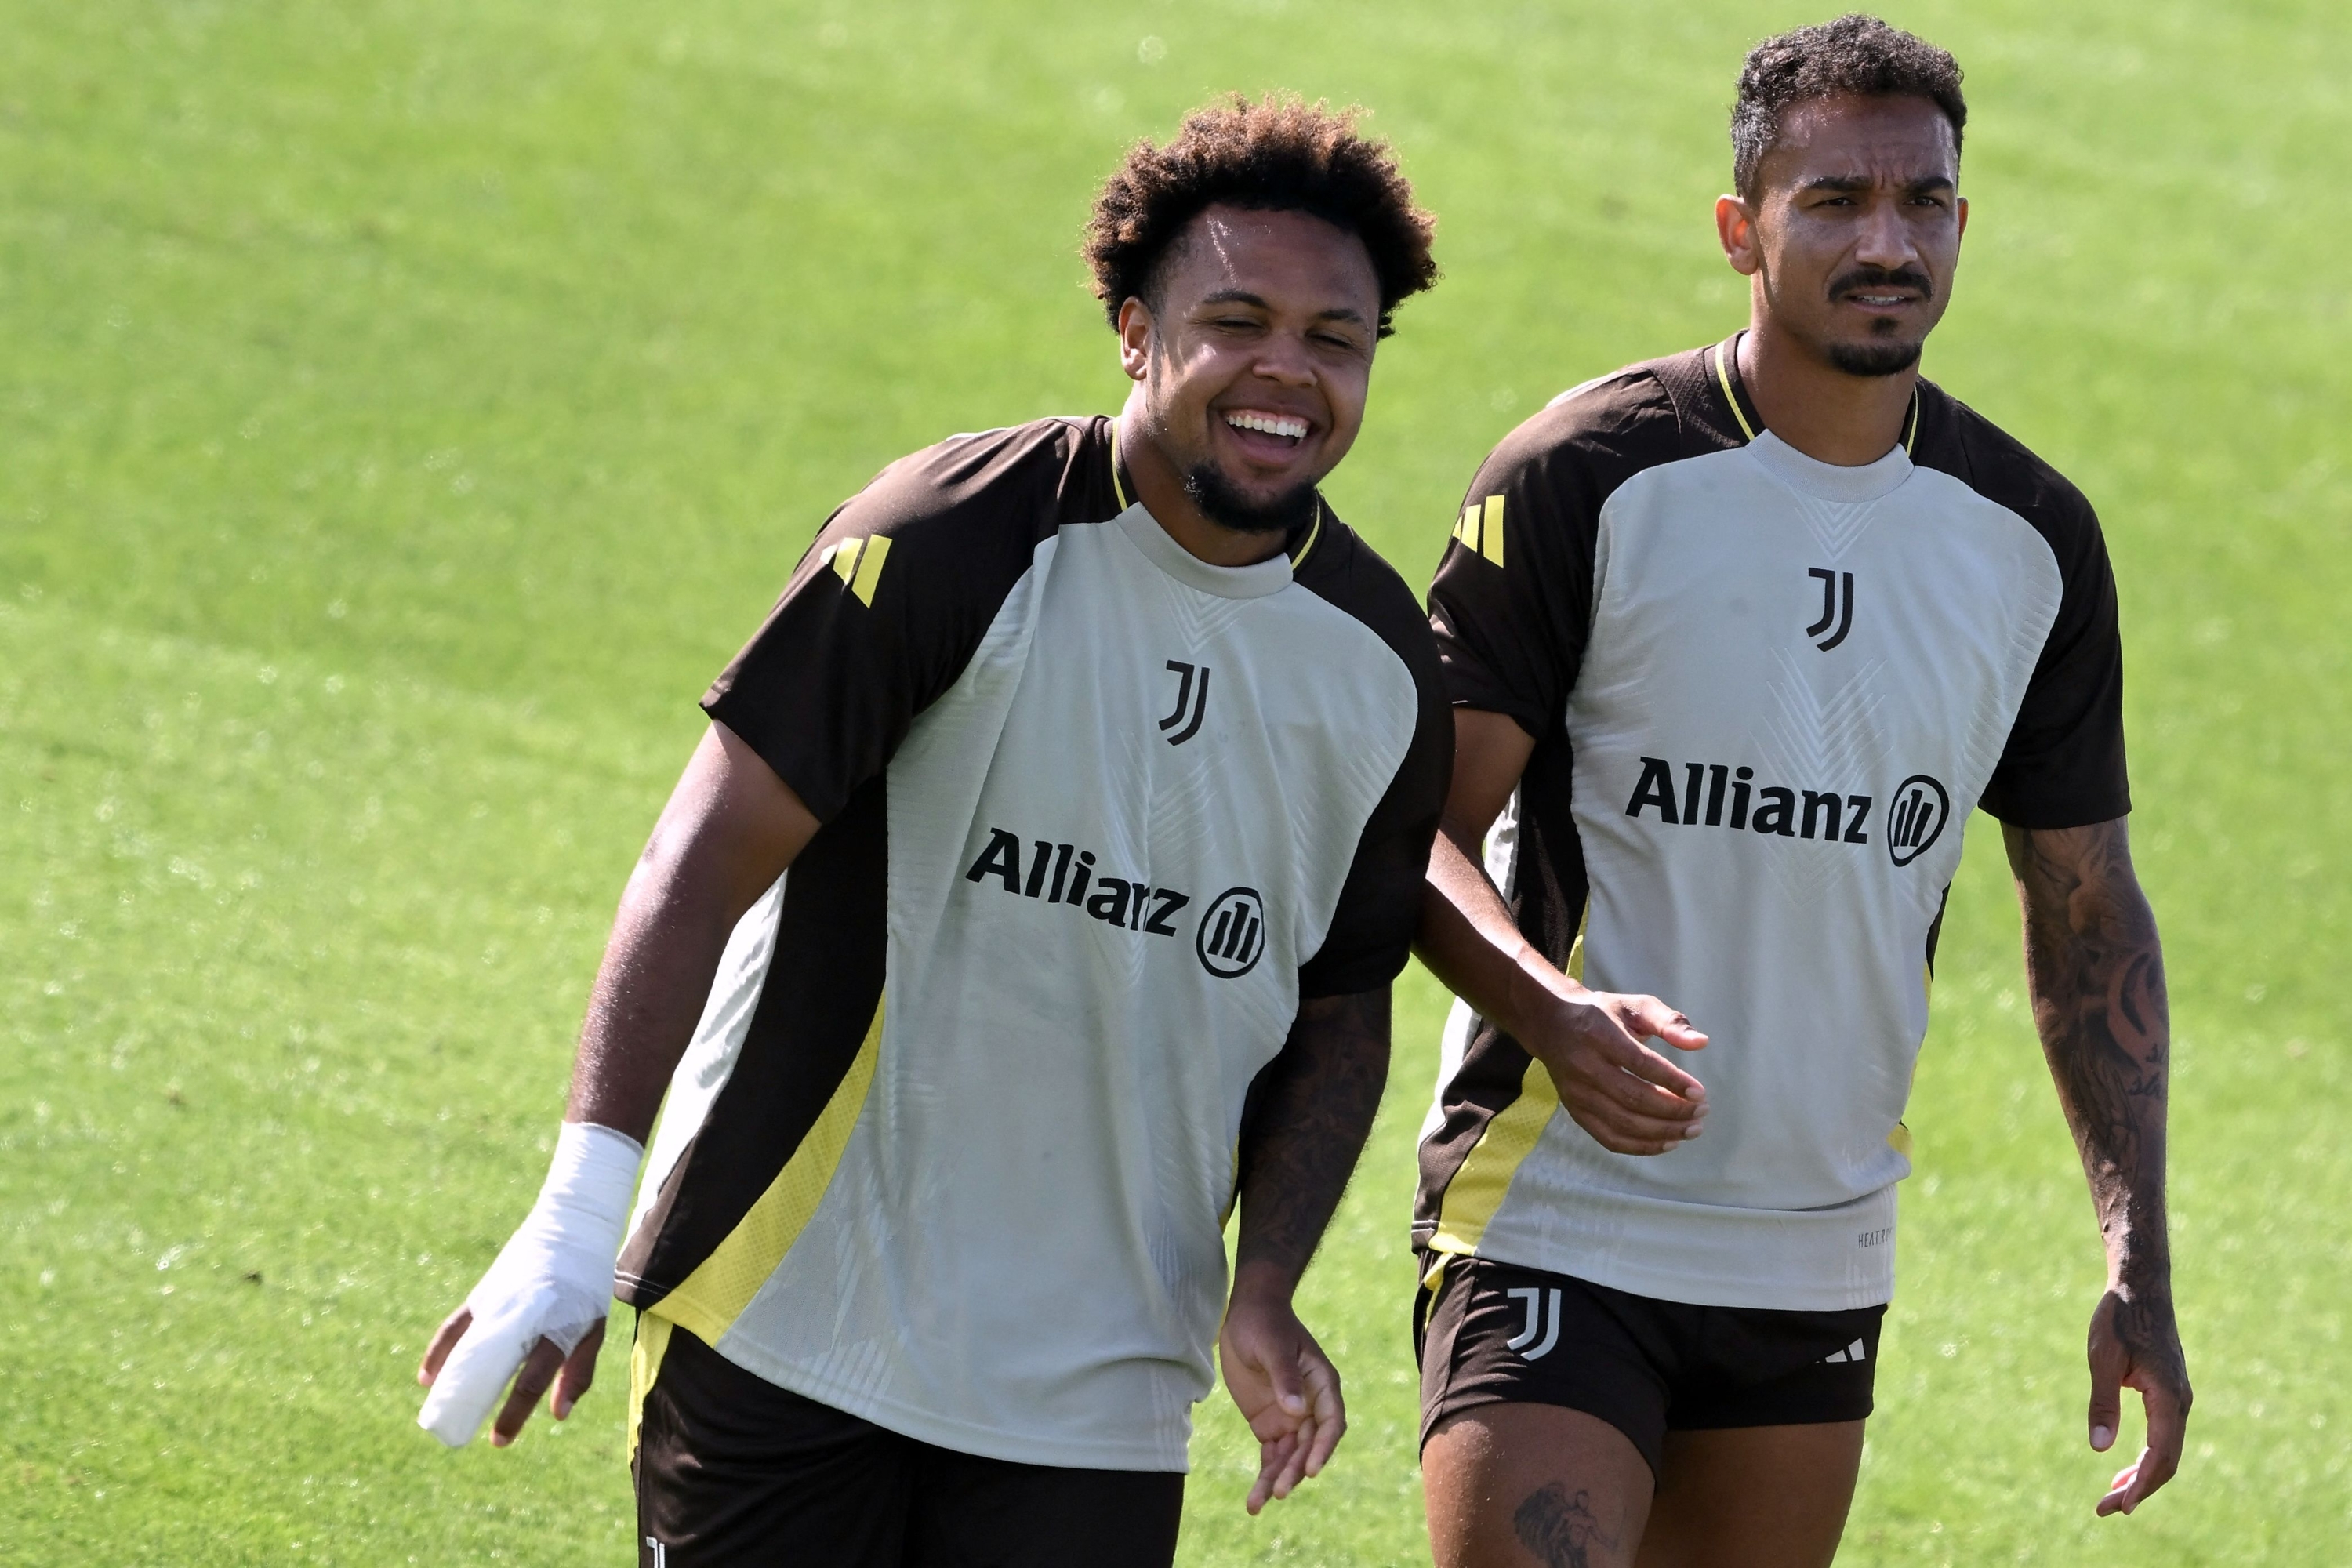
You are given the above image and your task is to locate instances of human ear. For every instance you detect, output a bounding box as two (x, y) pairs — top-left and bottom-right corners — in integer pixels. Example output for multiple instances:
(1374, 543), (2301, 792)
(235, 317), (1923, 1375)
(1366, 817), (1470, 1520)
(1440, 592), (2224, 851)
(1715, 194), (1762, 277)
(1116, 297), (1154, 383)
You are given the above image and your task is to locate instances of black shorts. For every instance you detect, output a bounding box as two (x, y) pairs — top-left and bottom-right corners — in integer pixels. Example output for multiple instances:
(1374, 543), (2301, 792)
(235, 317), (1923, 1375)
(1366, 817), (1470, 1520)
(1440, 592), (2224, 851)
(1415, 1254), (1884, 1476)
(631, 1324), (1185, 1567)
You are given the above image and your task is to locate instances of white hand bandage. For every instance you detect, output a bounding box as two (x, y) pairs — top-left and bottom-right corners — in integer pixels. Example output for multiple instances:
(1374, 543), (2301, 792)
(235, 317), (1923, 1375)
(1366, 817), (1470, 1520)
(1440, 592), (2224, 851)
(418, 1120), (644, 1448)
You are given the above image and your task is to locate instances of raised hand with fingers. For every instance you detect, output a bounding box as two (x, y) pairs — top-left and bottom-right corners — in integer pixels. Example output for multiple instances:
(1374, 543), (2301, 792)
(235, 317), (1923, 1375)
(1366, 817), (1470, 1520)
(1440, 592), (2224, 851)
(1519, 986), (1708, 1156)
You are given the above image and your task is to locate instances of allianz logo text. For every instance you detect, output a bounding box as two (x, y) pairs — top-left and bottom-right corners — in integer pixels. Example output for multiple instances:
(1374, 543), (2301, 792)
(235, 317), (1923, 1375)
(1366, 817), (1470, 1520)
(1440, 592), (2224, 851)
(965, 827), (1189, 933)
(963, 828), (1271, 979)
(1624, 757), (1951, 866)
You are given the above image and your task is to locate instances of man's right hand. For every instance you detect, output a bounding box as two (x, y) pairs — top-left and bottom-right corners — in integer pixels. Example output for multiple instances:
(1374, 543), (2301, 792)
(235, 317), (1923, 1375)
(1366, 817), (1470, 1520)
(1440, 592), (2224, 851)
(419, 1308), (608, 1447)
(415, 1120), (643, 1447)
(1417, 709), (1710, 1160)
(1520, 985), (1708, 1156)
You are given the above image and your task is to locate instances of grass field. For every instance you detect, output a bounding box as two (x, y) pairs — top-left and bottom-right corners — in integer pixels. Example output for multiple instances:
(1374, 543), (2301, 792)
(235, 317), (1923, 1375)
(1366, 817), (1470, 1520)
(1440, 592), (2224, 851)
(5, 1), (2348, 1562)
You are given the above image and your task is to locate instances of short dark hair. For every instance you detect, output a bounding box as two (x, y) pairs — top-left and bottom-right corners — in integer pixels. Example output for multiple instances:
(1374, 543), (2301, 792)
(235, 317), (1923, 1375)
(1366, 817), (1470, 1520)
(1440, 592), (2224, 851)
(1083, 93), (1438, 340)
(1731, 15), (1966, 201)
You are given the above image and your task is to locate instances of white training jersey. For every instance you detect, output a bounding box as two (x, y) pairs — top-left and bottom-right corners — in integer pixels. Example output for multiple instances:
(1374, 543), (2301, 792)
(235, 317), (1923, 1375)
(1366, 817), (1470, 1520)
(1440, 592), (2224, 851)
(1414, 339), (2129, 1312)
(616, 416), (1449, 1470)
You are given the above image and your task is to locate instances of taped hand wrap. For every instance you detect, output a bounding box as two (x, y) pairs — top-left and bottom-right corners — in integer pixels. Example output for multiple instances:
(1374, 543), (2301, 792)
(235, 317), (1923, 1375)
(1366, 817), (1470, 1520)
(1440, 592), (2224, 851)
(418, 1120), (643, 1448)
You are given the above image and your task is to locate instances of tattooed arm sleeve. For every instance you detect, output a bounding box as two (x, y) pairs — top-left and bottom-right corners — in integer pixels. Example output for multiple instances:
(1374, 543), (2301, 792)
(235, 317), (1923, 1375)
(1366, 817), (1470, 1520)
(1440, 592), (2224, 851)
(1232, 988), (1392, 1290)
(2004, 818), (2172, 1287)
(2005, 817), (2192, 1513)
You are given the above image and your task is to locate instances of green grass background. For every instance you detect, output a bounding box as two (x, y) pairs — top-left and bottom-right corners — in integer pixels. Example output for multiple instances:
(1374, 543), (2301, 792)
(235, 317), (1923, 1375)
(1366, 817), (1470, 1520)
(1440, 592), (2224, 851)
(5, 0), (2347, 1561)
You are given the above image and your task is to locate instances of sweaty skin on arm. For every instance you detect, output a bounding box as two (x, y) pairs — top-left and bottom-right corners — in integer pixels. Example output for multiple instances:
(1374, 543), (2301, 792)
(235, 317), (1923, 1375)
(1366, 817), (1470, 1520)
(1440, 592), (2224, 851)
(417, 720), (820, 1443)
(1218, 985), (1392, 1514)
(1415, 708), (1709, 1155)
(2004, 818), (2190, 1516)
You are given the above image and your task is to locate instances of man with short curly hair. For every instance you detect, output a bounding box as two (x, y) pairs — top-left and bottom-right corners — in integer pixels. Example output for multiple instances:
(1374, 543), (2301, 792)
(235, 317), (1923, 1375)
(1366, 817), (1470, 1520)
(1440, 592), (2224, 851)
(416, 94), (1451, 1566)
(1413, 16), (2187, 1566)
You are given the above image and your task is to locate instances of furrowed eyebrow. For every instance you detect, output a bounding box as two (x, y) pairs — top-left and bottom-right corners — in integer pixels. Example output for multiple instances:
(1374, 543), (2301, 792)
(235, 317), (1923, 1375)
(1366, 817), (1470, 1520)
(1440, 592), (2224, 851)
(1800, 173), (1958, 196)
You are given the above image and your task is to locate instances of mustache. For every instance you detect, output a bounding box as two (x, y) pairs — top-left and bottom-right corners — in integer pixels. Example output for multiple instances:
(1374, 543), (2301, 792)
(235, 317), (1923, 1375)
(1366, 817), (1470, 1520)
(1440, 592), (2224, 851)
(1828, 267), (1933, 300)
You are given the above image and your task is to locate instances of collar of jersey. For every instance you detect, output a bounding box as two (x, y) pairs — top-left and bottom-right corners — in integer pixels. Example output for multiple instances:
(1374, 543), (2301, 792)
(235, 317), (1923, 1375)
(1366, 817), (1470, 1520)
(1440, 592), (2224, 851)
(1744, 427), (1915, 503)
(1112, 503), (1294, 600)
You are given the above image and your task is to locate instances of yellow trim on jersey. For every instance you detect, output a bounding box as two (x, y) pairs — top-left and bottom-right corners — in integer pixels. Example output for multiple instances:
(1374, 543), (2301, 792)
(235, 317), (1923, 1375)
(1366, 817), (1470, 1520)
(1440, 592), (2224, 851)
(1425, 1054), (1561, 1260)
(626, 1311), (674, 1462)
(644, 1000), (885, 1348)
(1426, 899), (1584, 1257)
(1903, 388), (1921, 454)
(822, 535), (892, 607)
(1289, 499), (1324, 569)
(1712, 339), (1758, 444)
(1110, 431), (1131, 511)
(1450, 495), (1505, 568)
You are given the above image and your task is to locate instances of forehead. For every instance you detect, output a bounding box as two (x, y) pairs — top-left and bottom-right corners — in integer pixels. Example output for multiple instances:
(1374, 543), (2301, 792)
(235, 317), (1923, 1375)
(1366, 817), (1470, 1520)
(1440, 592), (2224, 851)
(1762, 93), (1958, 187)
(1158, 204), (1379, 312)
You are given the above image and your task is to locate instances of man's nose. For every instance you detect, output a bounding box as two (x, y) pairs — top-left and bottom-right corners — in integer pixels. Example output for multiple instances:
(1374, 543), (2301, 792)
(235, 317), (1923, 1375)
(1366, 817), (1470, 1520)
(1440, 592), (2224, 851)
(1853, 199), (1918, 272)
(1252, 332), (1319, 387)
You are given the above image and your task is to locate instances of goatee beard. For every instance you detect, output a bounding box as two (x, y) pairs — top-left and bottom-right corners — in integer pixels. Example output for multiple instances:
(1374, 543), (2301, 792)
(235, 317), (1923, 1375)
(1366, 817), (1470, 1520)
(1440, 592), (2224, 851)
(1182, 463), (1318, 538)
(1826, 337), (1924, 377)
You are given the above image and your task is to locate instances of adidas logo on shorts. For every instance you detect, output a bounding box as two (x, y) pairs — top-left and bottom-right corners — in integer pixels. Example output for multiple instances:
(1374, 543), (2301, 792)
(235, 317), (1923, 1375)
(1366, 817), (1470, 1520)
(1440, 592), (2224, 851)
(1822, 1338), (1868, 1364)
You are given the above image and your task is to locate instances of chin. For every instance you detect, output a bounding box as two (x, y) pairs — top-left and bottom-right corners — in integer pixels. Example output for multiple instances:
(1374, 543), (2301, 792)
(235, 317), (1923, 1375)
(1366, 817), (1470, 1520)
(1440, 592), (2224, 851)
(1824, 337), (1925, 378)
(1182, 463), (1319, 537)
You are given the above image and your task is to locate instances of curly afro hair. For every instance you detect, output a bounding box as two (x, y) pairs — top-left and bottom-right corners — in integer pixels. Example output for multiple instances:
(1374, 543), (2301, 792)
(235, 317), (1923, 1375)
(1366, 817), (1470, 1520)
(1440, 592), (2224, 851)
(1083, 93), (1438, 340)
(1732, 16), (1966, 201)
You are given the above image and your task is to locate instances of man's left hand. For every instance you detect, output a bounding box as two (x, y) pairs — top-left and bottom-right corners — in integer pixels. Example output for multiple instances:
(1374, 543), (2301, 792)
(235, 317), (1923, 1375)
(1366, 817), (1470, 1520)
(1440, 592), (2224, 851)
(2087, 1284), (2191, 1516)
(1218, 1272), (1346, 1515)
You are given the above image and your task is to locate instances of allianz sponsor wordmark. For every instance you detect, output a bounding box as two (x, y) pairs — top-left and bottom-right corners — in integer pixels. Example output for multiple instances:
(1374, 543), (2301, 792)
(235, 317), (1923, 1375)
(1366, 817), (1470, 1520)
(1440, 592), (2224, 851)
(1624, 756), (1872, 844)
(964, 827), (1191, 935)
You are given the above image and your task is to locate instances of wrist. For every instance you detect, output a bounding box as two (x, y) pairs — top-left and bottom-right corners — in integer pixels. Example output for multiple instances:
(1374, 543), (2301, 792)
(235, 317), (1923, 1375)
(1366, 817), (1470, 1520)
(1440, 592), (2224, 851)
(2108, 1250), (2173, 1298)
(1229, 1256), (1303, 1308)
(1498, 943), (1584, 1039)
(539, 1121), (644, 1229)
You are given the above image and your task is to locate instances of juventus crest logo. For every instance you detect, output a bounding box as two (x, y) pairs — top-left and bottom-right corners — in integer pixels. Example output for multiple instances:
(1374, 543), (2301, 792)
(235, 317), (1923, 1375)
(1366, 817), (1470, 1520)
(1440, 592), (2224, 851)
(1505, 1286), (1562, 1361)
(1160, 659), (1210, 746)
(1806, 568), (1854, 652)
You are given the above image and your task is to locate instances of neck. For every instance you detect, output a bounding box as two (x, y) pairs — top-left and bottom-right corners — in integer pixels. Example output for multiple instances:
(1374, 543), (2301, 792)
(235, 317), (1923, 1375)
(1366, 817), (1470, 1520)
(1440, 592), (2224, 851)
(1114, 397), (1290, 569)
(1737, 313), (1918, 467)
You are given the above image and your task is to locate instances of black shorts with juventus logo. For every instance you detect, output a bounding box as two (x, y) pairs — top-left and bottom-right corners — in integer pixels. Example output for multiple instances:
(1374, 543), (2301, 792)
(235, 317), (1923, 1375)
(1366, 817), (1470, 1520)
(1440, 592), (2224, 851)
(1415, 1253), (1885, 1476)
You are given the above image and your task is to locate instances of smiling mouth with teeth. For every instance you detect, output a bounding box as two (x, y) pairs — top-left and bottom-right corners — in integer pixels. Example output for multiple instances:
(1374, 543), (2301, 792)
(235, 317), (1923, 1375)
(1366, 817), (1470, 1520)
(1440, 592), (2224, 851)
(1224, 409), (1308, 444)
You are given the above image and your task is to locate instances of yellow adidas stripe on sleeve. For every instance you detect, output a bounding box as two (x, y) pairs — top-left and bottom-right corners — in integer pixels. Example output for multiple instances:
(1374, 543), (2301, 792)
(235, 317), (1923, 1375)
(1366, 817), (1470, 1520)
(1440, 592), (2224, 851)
(822, 535), (894, 606)
(1450, 495), (1506, 568)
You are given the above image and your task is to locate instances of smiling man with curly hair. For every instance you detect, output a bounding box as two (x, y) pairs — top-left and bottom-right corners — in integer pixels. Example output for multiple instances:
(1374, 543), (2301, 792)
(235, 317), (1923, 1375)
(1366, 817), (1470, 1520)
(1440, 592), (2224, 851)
(416, 94), (1451, 1567)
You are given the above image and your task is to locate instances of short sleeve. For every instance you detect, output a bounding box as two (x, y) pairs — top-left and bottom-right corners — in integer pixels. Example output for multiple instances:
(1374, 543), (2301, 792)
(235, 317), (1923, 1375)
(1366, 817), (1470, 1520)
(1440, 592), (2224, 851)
(1425, 373), (1670, 740)
(703, 423), (1094, 821)
(1978, 497), (2131, 828)
(1295, 540), (1454, 1000)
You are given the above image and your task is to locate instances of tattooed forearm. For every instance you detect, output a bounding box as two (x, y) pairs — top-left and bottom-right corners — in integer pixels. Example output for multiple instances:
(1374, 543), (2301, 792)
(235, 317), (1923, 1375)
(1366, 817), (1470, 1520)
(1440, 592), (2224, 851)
(1512, 1483), (1619, 1568)
(2004, 819), (2172, 1282)
(1232, 988), (1391, 1285)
